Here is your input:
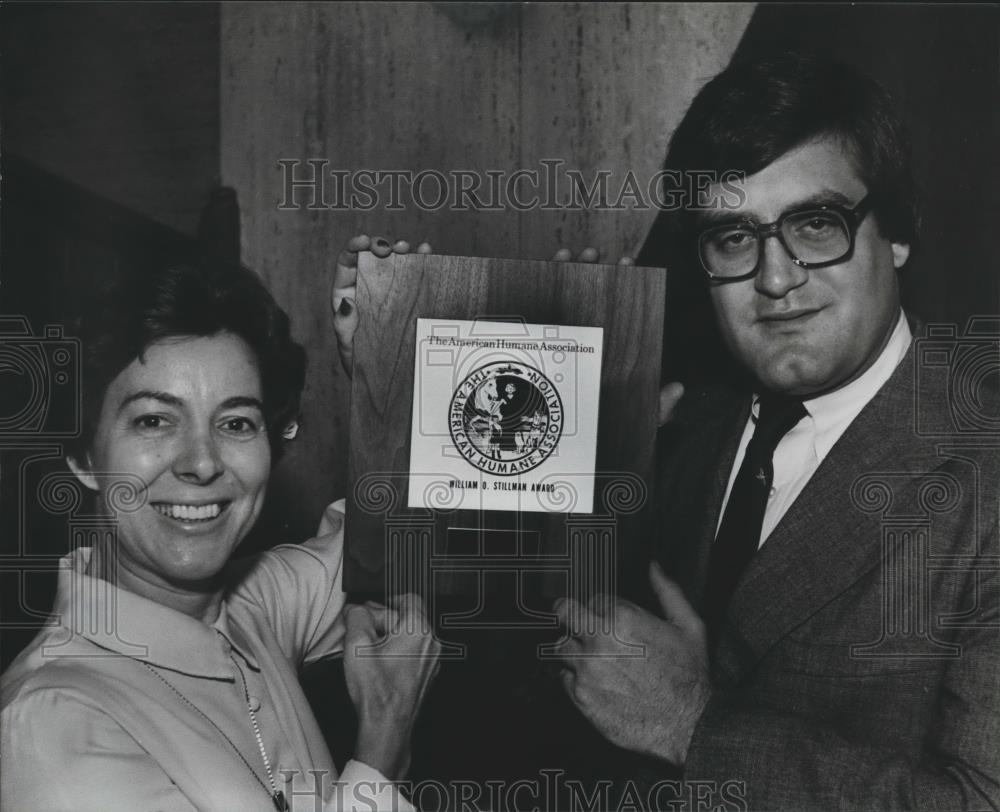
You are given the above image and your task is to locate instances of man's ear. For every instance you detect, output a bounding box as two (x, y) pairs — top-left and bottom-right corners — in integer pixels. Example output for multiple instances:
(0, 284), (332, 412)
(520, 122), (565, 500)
(66, 455), (99, 492)
(891, 241), (911, 270)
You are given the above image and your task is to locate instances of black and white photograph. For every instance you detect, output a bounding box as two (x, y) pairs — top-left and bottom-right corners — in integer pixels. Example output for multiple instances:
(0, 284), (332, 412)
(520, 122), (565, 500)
(1, 3), (998, 810)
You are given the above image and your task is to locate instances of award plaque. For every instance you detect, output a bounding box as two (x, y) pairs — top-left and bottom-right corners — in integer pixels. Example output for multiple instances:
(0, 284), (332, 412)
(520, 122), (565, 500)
(345, 252), (665, 607)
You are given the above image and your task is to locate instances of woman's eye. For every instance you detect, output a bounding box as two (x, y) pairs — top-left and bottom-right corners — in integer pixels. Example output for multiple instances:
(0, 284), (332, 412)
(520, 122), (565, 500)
(220, 416), (260, 436)
(133, 414), (168, 431)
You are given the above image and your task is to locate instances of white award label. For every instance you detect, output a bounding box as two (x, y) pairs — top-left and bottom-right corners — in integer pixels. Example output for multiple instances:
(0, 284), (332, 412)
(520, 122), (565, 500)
(407, 318), (603, 513)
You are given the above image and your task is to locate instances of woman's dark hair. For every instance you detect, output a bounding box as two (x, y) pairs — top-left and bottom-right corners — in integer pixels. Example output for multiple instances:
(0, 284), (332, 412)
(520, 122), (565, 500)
(67, 261), (306, 464)
(661, 50), (919, 274)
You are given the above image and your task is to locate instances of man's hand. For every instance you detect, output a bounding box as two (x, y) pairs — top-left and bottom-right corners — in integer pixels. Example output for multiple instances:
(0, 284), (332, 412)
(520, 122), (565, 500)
(658, 381), (684, 427)
(331, 235), (432, 377)
(343, 593), (441, 780)
(554, 562), (711, 765)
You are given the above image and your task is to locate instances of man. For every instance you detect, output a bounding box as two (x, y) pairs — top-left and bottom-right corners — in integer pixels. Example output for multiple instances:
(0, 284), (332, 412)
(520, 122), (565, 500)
(553, 52), (1000, 809)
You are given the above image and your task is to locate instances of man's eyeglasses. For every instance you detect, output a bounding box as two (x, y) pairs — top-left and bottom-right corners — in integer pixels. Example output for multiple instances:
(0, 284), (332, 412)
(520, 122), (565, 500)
(697, 194), (874, 283)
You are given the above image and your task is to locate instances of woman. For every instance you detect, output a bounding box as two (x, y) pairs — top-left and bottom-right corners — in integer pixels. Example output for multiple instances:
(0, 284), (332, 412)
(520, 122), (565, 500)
(1, 260), (439, 811)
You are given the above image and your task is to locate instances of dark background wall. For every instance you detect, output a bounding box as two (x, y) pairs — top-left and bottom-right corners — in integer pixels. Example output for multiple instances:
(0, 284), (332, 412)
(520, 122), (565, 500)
(2, 2), (220, 237)
(733, 3), (999, 330)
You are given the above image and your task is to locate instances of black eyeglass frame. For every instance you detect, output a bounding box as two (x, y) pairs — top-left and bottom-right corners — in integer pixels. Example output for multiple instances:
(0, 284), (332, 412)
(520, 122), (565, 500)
(697, 193), (874, 284)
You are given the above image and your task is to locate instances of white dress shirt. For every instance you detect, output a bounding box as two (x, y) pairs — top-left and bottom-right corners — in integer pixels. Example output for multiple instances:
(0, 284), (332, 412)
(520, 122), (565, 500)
(718, 310), (912, 547)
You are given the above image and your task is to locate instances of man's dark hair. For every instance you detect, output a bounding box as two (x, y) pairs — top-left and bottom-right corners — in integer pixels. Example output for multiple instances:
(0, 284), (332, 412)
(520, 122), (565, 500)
(662, 50), (919, 273)
(68, 261), (306, 464)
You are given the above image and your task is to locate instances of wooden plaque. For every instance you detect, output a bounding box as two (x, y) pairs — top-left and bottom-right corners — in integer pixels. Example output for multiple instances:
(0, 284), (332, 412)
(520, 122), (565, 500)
(345, 253), (665, 606)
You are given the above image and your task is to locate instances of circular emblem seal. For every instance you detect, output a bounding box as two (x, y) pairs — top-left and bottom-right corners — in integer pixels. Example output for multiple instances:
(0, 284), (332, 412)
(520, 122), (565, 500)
(449, 362), (563, 475)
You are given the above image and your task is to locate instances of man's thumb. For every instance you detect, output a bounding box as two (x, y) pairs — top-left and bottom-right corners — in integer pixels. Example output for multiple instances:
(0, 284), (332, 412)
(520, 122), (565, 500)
(649, 562), (702, 637)
(658, 382), (685, 427)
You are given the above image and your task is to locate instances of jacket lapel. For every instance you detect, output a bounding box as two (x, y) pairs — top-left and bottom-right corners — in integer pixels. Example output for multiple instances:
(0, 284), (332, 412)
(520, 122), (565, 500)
(656, 385), (748, 606)
(716, 345), (931, 673)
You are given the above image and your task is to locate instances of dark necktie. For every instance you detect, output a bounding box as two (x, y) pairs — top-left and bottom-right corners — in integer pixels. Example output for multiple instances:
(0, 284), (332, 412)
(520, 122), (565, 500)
(703, 394), (807, 644)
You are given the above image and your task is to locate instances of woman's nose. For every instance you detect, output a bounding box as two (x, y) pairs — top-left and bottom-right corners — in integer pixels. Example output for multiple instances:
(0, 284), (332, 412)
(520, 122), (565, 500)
(173, 429), (224, 484)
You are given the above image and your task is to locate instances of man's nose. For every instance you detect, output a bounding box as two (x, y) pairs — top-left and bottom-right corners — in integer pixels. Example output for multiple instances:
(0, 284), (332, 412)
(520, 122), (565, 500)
(754, 235), (808, 299)
(173, 429), (224, 484)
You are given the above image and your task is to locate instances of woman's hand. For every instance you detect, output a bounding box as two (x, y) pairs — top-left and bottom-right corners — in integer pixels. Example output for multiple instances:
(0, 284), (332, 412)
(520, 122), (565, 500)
(551, 246), (634, 266)
(331, 235), (432, 377)
(343, 594), (441, 781)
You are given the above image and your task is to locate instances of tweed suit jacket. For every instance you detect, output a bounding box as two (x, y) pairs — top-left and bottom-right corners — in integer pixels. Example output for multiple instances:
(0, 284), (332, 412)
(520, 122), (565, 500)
(654, 338), (1000, 810)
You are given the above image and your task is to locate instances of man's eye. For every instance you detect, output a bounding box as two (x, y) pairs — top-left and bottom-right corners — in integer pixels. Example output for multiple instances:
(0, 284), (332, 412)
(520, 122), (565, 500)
(712, 230), (755, 252)
(794, 214), (840, 238)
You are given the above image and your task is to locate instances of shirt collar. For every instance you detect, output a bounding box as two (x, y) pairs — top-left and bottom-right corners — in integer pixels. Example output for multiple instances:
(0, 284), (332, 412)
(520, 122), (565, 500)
(51, 547), (260, 679)
(802, 310), (912, 457)
(750, 310), (912, 457)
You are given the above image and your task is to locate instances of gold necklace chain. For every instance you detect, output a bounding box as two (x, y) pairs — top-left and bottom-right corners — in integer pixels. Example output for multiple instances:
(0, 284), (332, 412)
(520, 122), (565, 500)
(233, 658), (288, 811)
(138, 659), (289, 811)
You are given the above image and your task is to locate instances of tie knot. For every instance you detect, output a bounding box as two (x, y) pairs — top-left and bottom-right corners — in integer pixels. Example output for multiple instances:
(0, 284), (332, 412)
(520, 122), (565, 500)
(750, 394), (806, 454)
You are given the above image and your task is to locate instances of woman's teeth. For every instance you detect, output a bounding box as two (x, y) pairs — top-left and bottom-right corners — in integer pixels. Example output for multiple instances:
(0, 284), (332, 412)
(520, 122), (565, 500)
(154, 503), (223, 522)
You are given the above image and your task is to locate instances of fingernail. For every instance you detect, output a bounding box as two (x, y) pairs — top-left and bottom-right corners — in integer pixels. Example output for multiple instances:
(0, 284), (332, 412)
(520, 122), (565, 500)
(375, 238), (390, 249)
(339, 297), (353, 316)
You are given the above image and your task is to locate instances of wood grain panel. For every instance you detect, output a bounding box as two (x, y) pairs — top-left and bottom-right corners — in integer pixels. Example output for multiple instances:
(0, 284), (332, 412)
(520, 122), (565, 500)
(518, 3), (753, 262)
(222, 3), (523, 537)
(345, 252), (665, 597)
